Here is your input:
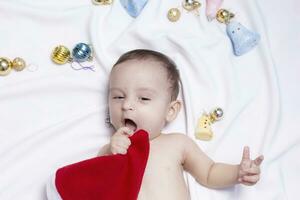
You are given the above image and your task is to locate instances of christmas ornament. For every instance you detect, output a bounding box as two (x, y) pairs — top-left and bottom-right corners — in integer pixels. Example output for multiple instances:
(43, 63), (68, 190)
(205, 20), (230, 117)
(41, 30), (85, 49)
(51, 43), (95, 71)
(182, 0), (201, 12)
(216, 9), (260, 56)
(0, 57), (12, 76)
(12, 57), (26, 71)
(205, 0), (223, 21)
(72, 43), (93, 62)
(0, 57), (27, 76)
(92, 0), (113, 5)
(167, 8), (181, 22)
(120, 0), (149, 18)
(195, 107), (224, 141)
(51, 45), (71, 65)
(167, 0), (201, 22)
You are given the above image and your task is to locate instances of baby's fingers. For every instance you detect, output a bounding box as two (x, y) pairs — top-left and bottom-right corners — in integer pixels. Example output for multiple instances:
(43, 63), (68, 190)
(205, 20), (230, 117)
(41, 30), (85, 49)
(243, 167), (260, 175)
(111, 135), (131, 147)
(242, 175), (260, 183)
(114, 144), (128, 150)
(111, 145), (128, 155)
(117, 148), (128, 155)
(254, 155), (264, 166)
(111, 141), (129, 154)
(117, 127), (134, 136)
(115, 136), (131, 146)
(240, 181), (255, 186)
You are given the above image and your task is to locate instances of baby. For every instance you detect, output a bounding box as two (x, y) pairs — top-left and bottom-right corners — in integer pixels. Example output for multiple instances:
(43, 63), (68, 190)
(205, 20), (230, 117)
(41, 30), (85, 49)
(99, 49), (264, 199)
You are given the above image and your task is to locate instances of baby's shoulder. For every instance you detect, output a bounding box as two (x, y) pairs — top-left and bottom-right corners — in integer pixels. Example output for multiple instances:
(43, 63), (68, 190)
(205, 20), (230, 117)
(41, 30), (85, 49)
(158, 133), (197, 163)
(163, 132), (188, 139)
(161, 133), (194, 146)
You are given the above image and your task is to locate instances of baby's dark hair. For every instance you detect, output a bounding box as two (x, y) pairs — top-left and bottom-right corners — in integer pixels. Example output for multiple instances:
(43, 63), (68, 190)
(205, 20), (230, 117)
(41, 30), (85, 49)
(113, 49), (180, 101)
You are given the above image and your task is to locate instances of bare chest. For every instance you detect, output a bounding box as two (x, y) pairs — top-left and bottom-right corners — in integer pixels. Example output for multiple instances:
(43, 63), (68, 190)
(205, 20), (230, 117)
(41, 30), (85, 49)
(137, 139), (189, 200)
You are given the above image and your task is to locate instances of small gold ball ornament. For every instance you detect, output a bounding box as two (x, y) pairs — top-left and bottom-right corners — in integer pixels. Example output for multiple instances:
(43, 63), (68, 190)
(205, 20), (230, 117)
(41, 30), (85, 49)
(0, 57), (12, 76)
(12, 57), (26, 71)
(216, 9), (235, 24)
(92, 0), (113, 5)
(51, 45), (71, 65)
(182, 0), (201, 11)
(167, 8), (181, 22)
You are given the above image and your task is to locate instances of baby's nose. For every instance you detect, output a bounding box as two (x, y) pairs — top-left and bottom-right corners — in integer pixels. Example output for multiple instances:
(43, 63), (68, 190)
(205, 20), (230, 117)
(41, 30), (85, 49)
(122, 99), (134, 111)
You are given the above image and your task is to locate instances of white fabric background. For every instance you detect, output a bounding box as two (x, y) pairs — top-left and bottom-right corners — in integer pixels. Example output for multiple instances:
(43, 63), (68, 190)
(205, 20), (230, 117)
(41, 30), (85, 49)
(0, 0), (299, 199)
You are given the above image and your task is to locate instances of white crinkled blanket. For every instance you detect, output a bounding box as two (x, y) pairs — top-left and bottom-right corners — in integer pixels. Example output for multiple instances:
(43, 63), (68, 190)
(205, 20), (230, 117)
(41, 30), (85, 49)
(0, 0), (299, 199)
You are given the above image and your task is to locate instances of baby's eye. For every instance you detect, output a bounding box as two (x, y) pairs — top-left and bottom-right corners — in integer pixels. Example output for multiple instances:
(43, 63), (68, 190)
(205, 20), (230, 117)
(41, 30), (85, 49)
(139, 97), (151, 101)
(113, 96), (124, 99)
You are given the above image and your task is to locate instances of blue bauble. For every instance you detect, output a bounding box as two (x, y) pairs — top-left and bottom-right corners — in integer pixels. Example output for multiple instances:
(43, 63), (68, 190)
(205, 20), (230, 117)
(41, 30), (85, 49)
(72, 43), (92, 62)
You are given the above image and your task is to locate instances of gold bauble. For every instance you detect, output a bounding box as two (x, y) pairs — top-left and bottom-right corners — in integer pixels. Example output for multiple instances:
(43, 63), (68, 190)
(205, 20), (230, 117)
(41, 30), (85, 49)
(216, 9), (234, 24)
(51, 45), (71, 65)
(182, 0), (201, 11)
(0, 57), (12, 76)
(12, 57), (26, 71)
(167, 8), (181, 22)
(92, 0), (113, 5)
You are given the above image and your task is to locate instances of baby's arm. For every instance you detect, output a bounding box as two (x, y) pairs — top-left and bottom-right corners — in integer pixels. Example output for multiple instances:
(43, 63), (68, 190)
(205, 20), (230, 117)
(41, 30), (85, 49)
(182, 136), (263, 189)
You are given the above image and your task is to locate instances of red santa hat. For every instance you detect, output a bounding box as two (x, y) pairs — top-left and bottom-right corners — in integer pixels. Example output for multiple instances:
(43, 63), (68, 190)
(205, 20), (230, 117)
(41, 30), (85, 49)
(49, 129), (149, 200)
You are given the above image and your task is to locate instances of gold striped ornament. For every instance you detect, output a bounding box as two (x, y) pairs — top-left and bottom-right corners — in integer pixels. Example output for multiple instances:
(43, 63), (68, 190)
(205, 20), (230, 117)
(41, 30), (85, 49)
(51, 45), (71, 65)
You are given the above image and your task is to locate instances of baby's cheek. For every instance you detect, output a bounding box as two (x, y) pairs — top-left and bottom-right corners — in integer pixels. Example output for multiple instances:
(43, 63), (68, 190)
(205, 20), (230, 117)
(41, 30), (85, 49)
(110, 112), (122, 128)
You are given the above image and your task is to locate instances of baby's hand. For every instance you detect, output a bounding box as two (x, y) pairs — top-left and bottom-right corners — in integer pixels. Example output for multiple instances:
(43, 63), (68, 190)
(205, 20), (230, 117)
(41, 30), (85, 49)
(110, 127), (134, 155)
(238, 146), (264, 186)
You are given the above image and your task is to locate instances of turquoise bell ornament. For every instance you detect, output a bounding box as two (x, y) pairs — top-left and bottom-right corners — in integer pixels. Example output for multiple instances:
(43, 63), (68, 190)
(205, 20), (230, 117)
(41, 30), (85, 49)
(216, 9), (260, 56)
(72, 43), (93, 62)
(119, 0), (148, 18)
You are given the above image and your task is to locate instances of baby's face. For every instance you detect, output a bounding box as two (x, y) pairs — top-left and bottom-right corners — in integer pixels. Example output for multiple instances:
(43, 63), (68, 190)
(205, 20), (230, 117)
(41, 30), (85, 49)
(108, 59), (173, 139)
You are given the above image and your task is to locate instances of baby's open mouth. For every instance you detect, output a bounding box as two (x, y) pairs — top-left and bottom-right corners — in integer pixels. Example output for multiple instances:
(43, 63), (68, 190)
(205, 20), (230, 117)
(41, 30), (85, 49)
(124, 118), (137, 132)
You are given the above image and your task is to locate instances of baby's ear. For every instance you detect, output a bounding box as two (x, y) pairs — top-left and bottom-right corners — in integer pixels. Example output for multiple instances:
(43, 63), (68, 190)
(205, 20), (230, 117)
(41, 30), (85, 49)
(166, 100), (181, 123)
